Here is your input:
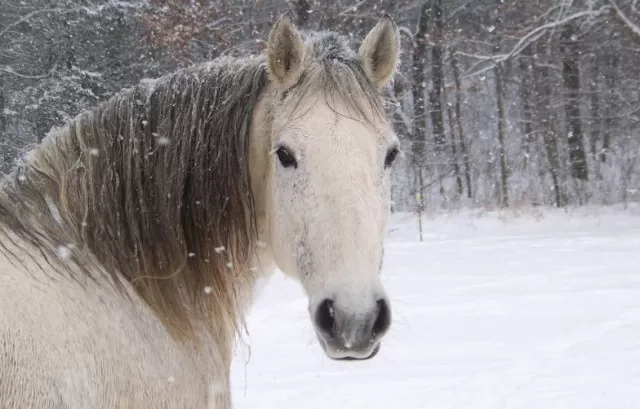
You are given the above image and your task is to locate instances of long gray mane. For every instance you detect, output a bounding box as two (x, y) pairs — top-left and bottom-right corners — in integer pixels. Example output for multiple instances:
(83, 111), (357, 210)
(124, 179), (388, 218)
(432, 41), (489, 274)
(0, 54), (269, 338)
(0, 30), (387, 340)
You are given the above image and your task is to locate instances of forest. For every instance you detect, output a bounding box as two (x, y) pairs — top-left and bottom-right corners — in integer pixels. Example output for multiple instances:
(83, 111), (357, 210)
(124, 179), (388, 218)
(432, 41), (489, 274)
(1, 0), (639, 213)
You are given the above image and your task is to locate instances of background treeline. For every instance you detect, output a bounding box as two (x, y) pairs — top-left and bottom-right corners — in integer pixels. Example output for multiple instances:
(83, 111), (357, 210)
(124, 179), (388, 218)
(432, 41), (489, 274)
(1, 0), (639, 212)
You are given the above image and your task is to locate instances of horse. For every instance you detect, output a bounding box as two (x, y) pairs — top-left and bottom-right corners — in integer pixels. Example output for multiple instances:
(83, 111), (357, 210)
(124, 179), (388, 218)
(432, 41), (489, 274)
(0, 13), (401, 409)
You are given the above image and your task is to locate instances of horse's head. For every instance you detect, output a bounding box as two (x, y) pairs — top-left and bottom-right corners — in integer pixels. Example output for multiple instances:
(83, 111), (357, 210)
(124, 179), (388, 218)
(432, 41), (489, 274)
(258, 14), (400, 360)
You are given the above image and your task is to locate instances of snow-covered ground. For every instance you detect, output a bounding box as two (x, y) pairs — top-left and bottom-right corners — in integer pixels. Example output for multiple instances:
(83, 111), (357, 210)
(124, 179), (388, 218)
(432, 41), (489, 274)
(230, 205), (640, 409)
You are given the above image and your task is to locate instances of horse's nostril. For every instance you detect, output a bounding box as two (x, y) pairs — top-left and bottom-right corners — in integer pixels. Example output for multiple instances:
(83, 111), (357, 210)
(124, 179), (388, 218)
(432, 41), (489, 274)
(372, 298), (391, 338)
(315, 298), (335, 336)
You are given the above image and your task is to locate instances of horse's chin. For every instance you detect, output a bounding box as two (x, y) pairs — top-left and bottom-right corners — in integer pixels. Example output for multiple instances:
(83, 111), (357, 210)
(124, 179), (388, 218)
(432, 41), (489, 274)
(333, 343), (381, 361)
(318, 337), (381, 361)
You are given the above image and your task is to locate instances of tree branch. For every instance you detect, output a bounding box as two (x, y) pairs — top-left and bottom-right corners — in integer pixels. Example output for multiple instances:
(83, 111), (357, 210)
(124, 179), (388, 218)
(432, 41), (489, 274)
(0, 2), (144, 39)
(398, 26), (416, 49)
(609, 0), (640, 40)
(0, 8), (79, 39)
(337, 0), (369, 17)
(459, 6), (611, 79)
(0, 66), (54, 79)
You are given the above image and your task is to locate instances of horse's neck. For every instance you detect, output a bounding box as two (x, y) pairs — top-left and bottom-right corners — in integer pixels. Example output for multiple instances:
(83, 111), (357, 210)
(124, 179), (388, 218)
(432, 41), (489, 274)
(176, 249), (276, 404)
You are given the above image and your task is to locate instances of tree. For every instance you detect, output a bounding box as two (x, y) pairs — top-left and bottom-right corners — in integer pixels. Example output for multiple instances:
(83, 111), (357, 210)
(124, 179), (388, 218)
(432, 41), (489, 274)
(428, 0), (446, 149)
(1, 0), (638, 210)
(560, 22), (589, 182)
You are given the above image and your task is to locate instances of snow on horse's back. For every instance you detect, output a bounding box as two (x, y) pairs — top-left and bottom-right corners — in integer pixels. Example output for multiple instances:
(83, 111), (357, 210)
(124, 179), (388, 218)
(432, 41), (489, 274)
(0, 13), (400, 409)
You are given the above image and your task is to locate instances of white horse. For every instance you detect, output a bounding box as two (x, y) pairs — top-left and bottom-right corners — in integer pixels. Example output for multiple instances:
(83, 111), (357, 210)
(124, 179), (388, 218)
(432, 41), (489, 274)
(0, 13), (401, 408)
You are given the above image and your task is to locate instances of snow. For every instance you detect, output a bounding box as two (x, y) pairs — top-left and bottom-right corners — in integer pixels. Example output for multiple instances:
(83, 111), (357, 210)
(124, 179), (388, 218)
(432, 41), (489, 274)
(156, 136), (170, 146)
(230, 205), (640, 408)
(56, 245), (72, 260)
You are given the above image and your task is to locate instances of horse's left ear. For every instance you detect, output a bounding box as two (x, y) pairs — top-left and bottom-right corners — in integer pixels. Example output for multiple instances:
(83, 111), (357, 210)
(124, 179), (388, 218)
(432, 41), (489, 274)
(358, 14), (400, 89)
(267, 12), (305, 90)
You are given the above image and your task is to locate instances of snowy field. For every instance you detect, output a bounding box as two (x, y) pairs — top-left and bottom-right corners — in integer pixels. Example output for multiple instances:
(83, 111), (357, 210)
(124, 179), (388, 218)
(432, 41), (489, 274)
(230, 205), (640, 409)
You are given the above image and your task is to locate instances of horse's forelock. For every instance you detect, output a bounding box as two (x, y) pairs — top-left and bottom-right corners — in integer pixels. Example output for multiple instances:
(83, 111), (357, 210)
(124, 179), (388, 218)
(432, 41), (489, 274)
(289, 31), (389, 124)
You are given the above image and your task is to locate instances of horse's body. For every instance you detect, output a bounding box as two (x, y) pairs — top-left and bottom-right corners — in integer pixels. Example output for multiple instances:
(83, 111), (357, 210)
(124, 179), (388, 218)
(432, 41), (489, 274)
(0, 249), (219, 408)
(0, 14), (400, 408)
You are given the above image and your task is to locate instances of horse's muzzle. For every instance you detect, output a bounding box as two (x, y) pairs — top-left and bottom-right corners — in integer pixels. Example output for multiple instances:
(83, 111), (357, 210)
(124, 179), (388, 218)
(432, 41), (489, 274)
(312, 297), (391, 360)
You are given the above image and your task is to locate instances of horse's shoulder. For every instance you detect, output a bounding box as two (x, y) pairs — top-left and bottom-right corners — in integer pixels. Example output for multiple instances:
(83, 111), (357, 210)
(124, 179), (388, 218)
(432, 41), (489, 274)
(0, 256), (213, 408)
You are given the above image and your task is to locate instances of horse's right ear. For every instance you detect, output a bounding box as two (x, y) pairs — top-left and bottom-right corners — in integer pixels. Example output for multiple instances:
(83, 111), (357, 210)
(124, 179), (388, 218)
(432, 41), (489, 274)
(267, 13), (305, 90)
(358, 14), (400, 89)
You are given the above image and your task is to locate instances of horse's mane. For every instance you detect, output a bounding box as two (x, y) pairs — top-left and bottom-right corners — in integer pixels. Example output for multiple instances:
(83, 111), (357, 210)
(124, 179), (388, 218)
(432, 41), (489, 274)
(0, 54), (268, 341)
(0, 31), (388, 342)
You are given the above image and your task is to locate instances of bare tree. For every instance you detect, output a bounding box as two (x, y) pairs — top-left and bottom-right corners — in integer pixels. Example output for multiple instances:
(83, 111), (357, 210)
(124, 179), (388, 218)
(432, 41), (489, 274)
(1, 0), (638, 209)
(561, 22), (589, 182)
(428, 0), (446, 150)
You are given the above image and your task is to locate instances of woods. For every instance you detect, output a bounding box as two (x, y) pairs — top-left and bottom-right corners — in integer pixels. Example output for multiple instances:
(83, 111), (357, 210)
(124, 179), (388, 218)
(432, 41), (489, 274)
(1, 0), (639, 211)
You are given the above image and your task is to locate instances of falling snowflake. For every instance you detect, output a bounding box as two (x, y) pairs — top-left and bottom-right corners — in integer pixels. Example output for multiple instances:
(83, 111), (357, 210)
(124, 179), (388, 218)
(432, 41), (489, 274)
(226, 262), (233, 268)
(89, 148), (99, 156)
(188, 252), (196, 258)
(154, 133), (170, 145)
(214, 246), (225, 253)
(57, 245), (72, 260)
(204, 286), (213, 294)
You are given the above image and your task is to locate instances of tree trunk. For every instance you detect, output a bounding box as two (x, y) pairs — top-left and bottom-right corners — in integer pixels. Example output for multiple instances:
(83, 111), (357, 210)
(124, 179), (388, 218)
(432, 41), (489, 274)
(451, 48), (472, 199)
(0, 78), (5, 134)
(601, 53), (618, 163)
(519, 47), (534, 168)
(561, 23), (589, 181)
(536, 42), (564, 207)
(588, 57), (601, 161)
(296, 0), (311, 28)
(495, 65), (509, 207)
(428, 0), (446, 150)
(446, 99), (463, 196)
(411, 1), (430, 168)
(493, 0), (509, 207)
(543, 128), (564, 207)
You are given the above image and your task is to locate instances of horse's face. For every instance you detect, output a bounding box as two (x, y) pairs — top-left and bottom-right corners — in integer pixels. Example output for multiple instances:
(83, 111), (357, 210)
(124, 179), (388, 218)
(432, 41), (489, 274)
(263, 14), (400, 360)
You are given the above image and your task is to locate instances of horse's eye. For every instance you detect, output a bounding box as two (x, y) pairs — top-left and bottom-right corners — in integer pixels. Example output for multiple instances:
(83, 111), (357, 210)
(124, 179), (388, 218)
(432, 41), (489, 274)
(276, 146), (297, 169)
(384, 147), (399, 169)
